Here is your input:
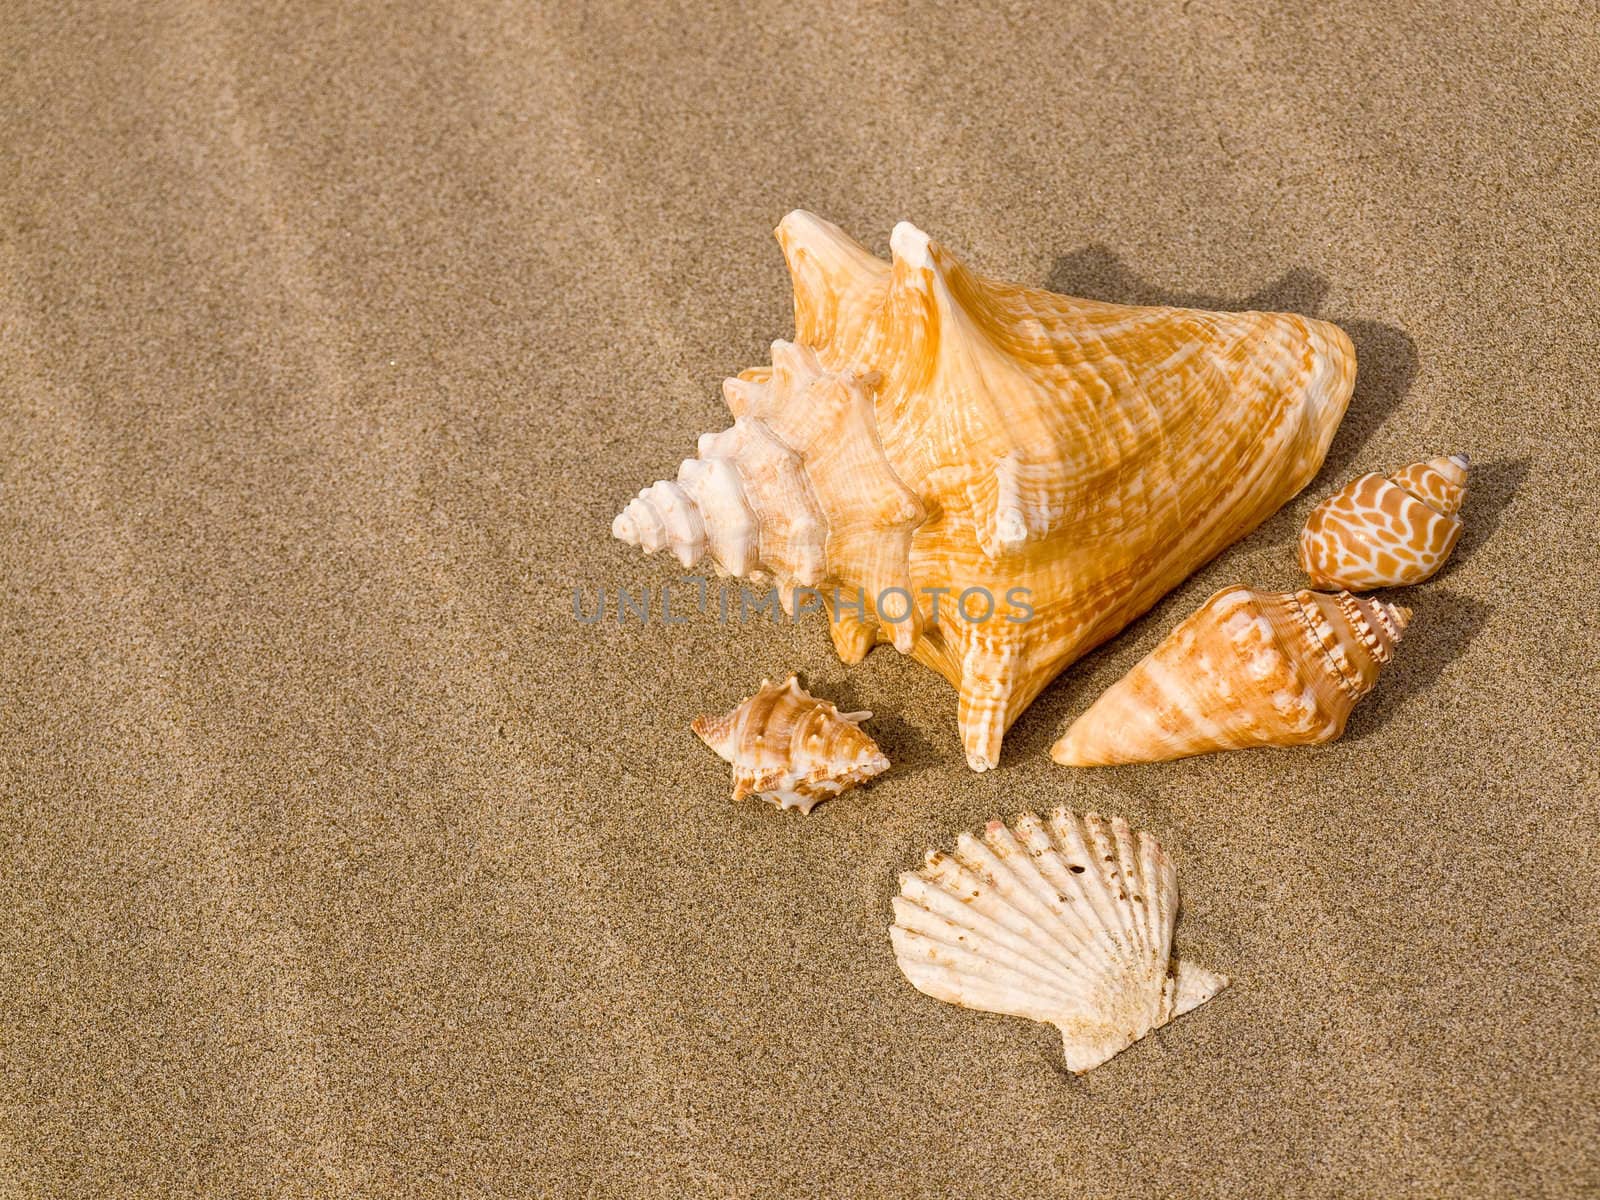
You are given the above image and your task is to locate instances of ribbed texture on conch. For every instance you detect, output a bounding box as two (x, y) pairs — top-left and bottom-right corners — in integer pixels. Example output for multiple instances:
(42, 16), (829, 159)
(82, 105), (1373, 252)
(616, 341), (926, 649)
(1051, 586), (1412, 767)
(617, 213), (1359, 769)
(611, 479), (709, 568)
(889, 809), (1227, 1074)
(1299, 454), (1470, 589)
(691, 676), (889, 814)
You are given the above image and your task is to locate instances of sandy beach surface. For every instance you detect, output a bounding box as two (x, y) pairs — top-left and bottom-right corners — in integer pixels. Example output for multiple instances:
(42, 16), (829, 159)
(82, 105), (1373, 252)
(3, 2), (1597, 1195)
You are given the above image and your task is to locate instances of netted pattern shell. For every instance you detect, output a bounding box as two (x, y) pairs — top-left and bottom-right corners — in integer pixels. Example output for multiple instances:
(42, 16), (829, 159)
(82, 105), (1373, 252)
(691, 676), (889, 813)
(1052, 586), (1411, 766)
(890, 809), (1227, 1073)
(1299, 454), (1469, 589)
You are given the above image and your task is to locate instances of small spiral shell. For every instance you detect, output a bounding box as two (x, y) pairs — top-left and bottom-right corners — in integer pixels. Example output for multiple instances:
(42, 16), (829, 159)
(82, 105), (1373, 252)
(691, 676), (889, 813)
(1298, 455), (1469, 589)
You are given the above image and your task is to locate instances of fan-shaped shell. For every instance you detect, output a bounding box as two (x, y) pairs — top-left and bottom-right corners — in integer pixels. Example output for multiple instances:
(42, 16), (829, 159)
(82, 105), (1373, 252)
(618, 212), (1356, 770)
(890, 809), (1228, 1073)
(1052, 586), (1411, 766)
(1299, 454), (1470, 589)
(691, 675), (888, 813)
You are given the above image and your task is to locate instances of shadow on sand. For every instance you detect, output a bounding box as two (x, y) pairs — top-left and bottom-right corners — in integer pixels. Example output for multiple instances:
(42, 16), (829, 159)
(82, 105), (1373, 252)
(1439, 456), (1530, 578)
(1343, 589), (1494, 742)
(800, 673), (942, 783)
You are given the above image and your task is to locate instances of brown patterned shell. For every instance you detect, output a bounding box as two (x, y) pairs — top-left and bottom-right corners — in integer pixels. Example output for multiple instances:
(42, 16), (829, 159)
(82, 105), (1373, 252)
(1298, 455), (1469, 589)
(691, 676), (889, 813)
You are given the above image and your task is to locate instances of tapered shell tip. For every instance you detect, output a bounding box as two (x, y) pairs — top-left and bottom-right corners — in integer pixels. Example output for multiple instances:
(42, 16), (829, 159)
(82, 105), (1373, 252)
(1052, 586), (1411, 766)
(889, 221), (934, 267)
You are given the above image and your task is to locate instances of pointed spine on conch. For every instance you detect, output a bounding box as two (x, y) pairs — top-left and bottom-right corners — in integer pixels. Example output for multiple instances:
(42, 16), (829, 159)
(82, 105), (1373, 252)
(1051, 586), (1412, 767)
(956, 635), (1021, 772)
(1299, 454), (1470, 589)
(776, 211), (891, 359)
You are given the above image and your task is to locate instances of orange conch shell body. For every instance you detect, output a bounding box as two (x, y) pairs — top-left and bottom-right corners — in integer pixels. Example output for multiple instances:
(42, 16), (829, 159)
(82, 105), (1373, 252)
(618, 213), (1356, 769)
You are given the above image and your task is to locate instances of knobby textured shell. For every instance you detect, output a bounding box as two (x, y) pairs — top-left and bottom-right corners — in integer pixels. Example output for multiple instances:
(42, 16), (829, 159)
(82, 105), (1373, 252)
(1052, 586), (1411, 766)
(691, 675), (889, 813)
(890, 809), (1228, 1073)
(1299, 454), (1470, 589)
(616, 212), (1356, 769)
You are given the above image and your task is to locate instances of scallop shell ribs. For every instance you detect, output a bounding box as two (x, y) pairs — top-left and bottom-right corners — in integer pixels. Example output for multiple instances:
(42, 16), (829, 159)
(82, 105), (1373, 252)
(617, 212), (1356, 770)
(691, 676), (889, 813)
(1298, 454), (1470, 589)
(891, 810), (1228, 1073)
(1052, 586), (1411, 766)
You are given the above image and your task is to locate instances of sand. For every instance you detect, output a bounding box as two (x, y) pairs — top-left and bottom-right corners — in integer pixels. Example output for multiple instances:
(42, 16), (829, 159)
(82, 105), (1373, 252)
(2, 1), (1597, 1195)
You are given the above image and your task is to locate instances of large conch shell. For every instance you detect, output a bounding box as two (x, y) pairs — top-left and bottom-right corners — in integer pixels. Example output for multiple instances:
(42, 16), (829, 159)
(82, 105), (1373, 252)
(1299, 454), (1470, 589)
(890, 809), (1228, 1073)
(1052, 586), (1411, 766)
(615, 212), (1356, 769)
(691, 675), (889, 813)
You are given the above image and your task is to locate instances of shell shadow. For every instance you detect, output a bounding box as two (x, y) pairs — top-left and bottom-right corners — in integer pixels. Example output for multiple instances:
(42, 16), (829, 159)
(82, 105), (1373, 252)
(1047, 245), (1331, 315)
(807, 674), (941, 783)
(1001, 627), (1145, 763)
(1042, 1028), (1091, 1086)
(863, 714), (940, 783)
(1045, 247), (1417, 485)
(1437, 455), (1530, 577)
(1343, 589), (1493, 741)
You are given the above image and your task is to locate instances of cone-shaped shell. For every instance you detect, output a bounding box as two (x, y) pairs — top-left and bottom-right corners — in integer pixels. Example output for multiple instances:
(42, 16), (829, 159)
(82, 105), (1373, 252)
(691, 675), (889, 813)
(618, 213), (1356, 770)
(890, 809), (1228, 1073)
(1299, 454), (1470, 589)
(1052, 586), (1411, 766)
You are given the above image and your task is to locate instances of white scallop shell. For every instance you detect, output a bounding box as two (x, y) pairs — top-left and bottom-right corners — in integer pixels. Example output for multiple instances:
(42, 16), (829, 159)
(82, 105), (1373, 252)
(890, 809), (1228, 1073)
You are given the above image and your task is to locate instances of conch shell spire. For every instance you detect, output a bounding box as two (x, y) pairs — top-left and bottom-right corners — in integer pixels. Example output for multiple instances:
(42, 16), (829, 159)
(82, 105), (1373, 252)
(1052, 586), (1412, 766)
(615, 339), (927, 652)
(617, 213), (1357, 769)
(1299, 454), (1470, 589)
(611, 480), (707, 568)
